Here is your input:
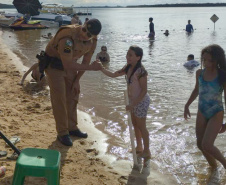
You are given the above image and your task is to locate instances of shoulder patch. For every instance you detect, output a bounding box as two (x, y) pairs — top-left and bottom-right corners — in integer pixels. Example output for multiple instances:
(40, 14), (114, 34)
(64, 47), (71, 53)
(65, 39), (73, 47)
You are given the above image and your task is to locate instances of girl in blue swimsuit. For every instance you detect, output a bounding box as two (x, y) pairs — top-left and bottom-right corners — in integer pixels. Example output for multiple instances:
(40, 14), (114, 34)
(184, 44), (226, 169)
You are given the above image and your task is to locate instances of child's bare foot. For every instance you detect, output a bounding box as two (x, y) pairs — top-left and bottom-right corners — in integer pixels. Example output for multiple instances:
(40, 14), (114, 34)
(208, 161), (218, 170)
(136, 150), (143, 155)
(129, 149), (143, 154)
(138, 152), (151, 167)
(136, 146), (143, 153)
(209, 164), (218, 171)
(219, 123), (226, 133)
(143, 155), (151, 167)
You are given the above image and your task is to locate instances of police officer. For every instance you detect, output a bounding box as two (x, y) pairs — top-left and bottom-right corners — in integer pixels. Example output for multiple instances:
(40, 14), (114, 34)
(44, 19), (102, 146)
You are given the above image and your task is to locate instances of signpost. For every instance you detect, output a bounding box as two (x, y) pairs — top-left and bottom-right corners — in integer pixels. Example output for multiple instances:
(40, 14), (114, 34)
(124, 90), (138, 167)
(210, 14), (219, 30)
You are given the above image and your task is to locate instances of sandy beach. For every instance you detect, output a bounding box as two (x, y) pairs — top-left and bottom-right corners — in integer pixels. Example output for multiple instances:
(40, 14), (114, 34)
(0, 30), (178, 185)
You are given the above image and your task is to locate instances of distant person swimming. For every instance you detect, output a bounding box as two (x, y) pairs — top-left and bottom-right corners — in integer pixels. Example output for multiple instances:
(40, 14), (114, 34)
(42, 33), (53, 39)
(71, 14), (82, 25)
(164, 30), (169, 36)
(96, 46), (110, 63)
(186, 20), (193, 33)
(84, 17), (89, 24)
(183, 54), (199, 69)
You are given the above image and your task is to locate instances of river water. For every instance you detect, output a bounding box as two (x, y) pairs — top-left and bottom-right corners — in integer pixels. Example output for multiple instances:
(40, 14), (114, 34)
(1, 7), (226, 184)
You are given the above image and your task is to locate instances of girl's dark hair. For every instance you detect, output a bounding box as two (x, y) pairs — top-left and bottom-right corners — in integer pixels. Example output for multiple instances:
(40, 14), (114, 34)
(124, 45), (145, 84)
(201, 44), (226, 85)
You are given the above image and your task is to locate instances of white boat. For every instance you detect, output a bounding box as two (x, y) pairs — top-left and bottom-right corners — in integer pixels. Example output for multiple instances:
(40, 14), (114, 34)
(2, 3), (91, 27)
(0, 14), (15, 27)
(31, 13), (71, 26)
(40, 3), (73, 15)
(3, 12), (23, 19)
(31, 3), (72, 25)
(3, 4), (72, 27)
(3, 12), (71, 27)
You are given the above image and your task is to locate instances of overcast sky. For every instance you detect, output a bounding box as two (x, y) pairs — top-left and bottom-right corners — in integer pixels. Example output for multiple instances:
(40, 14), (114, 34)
(2, 0), (226, 7)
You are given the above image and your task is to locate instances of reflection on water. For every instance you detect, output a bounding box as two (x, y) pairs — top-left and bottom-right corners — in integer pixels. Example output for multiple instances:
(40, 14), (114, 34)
(2, 7), (226, 184)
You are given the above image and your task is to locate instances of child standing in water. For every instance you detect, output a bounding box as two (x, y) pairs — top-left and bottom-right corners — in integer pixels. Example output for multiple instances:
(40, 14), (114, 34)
(184, 44), (226, 169)
(101, 45), (151, 166)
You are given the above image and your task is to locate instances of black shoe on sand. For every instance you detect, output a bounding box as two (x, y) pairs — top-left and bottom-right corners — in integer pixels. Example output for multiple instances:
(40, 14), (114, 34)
(69, 129), (88, 138)
(57, 134), (73, 146)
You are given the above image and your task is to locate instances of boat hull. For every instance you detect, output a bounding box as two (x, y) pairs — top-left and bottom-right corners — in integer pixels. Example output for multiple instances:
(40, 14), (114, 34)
(4, 12), (71, 26)
(0, 15), (15, 27)
(32, 13), (71, 25)
(9, 19), (48, 30)
(10, 25), (48, 30)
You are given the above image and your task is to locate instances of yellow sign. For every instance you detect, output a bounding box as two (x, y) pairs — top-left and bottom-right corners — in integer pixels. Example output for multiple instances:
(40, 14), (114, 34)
(210, 14), (219, 23)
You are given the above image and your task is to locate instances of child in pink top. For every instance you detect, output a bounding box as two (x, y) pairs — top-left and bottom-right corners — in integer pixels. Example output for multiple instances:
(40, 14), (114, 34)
(101, 45), (151, 166)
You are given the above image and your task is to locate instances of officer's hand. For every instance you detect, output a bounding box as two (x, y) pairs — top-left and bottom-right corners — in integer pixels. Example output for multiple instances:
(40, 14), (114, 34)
(91, 60), (103, 71)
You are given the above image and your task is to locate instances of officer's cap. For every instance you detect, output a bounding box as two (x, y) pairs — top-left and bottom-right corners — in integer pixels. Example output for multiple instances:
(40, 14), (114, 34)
(86, 19), (102, 35)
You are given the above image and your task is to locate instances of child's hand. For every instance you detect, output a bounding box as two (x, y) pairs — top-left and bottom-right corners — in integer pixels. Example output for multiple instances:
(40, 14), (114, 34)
(184, 106), (191, 120)
(93, 59), (101, 64)
(91, 60), (103, 70)
(219, 123), (226, 134)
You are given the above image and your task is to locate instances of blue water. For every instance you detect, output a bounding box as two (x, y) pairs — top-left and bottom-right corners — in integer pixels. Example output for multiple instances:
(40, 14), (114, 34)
(1, 7), (226, 184)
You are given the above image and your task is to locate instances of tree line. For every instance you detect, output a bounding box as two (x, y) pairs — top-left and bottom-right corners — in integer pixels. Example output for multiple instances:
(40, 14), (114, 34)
(0, 3), (14, 9)
(127, 3), (226, 8)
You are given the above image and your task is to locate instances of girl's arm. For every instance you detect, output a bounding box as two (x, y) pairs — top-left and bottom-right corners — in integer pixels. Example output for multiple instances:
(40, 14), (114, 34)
(101, 67), (125, 78)
(223, 83), (226, 115)
(219, 83), (226, 132)
(184, 69), (201, 120)
(20, 63), (39, 85)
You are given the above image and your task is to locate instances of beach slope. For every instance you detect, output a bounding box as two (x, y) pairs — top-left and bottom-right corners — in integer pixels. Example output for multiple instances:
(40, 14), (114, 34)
(0, 30), (127, 185)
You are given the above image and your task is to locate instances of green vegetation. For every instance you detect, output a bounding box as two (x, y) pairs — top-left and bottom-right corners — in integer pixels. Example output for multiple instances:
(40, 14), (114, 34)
(1, 3), (226, 9)
(77, 3), (226, 8)
(127, 3), (226, 8)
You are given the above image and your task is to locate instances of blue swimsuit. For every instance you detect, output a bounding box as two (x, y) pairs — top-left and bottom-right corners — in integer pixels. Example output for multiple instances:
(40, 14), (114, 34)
(198, 69), (224, 120)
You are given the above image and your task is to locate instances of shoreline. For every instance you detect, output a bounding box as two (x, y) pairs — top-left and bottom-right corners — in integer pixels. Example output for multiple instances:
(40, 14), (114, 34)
(0, 29), (127, 185)
(1, 3), (226, 9)
(0, 29), (178, 184)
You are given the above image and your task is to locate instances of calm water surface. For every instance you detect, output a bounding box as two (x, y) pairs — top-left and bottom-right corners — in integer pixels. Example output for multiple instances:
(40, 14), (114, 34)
(1, 7), (226, 184)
